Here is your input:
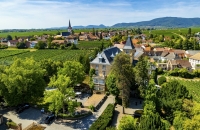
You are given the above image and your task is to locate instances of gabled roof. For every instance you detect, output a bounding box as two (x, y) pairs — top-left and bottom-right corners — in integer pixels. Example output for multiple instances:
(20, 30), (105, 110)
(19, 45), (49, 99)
(123, 36), (135, 50)
(90, 47), (121, 65)
(169, 60), (191, 68)
(189, 53), (200, 60)
(8, 40), (18, 44)
(61, 32), (70, 37)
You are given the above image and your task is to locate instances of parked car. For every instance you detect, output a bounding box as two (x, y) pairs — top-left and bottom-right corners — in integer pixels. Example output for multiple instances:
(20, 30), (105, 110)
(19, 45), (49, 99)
(16, 104), (30, 113)
(44, 114), (55, 124)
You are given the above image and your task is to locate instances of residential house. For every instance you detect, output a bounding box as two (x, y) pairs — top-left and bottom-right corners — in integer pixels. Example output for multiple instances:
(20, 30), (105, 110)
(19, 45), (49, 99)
(90, 36), (135, 93)
(66, 35), (78, 44)
(7, 40), (18, 47)
(30, 41), (38, 48)
(51, 40), (67, 46)
(167, 60), (192, 70)
(189, 53), (200, 70)
(79, 34), (88, 41)
(185, 50), (200, 58)
(90, 47), (121, 94)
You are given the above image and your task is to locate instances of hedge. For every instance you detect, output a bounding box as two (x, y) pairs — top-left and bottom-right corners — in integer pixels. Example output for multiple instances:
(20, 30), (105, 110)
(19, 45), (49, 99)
(158, 76), (166, 85)
(89, 104), (115, 130)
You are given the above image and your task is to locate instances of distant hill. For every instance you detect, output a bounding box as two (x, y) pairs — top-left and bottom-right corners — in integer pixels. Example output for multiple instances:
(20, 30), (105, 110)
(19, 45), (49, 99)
(112, 17), (200, 28)
(73, 24), (107, 29)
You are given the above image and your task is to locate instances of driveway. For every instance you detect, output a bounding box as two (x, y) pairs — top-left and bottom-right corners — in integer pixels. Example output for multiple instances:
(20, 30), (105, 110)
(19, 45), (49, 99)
(0, 95), (115, 130)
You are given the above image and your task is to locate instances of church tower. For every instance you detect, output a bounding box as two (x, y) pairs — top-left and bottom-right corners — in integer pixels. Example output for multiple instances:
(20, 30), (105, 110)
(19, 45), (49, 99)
(68, 19), (72, 33)
(123, 36), (136, 64)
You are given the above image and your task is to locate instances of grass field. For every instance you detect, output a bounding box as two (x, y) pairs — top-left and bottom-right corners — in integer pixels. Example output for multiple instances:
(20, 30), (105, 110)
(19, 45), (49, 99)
(0, 49), (93, 65)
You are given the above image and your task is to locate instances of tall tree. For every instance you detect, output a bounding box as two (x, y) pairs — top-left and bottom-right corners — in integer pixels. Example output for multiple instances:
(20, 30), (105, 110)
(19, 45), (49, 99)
(92, 28), (95, 35)
(6, 35), (12, 40)
(0, 58), (46, 106)
(134, 56), (149, 98)
(111, 52), (134, 107)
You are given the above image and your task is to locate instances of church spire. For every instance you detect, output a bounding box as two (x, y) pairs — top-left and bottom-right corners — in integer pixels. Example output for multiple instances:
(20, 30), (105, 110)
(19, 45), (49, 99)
(68, 19), (72, 33)
(69, 19), (72, 28)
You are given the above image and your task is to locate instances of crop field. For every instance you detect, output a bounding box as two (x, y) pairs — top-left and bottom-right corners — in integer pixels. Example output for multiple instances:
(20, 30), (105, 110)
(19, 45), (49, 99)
(0, 49), (93, 65)
(143, 27), (200, 37)
(175, 79), (200, 102)
(0, 50), (29, 58)
(77, 40), (110, 49)
(0, 30), (66, 38)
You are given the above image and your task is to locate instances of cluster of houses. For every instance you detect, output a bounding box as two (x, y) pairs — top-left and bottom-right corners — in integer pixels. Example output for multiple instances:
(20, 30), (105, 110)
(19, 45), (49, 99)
(0, 20), (114, 48)
(90, 36), (200, 93)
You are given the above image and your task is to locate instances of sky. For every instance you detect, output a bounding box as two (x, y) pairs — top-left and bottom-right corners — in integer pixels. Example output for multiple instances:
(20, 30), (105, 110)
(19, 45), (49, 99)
(0, 0), (200, 29)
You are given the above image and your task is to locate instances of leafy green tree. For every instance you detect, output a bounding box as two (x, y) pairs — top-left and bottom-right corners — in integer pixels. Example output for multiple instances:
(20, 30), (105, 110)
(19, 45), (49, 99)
(134, 56), (149, 98)
(157, 76), (166, 86)
(92, 28), (95, 35)
(106, 73), (119, 96)
(158, 80), (190, 123)
(79, 54), (90, 74)
(34, 41), (47, 49)
(111, 52), (134, 107)
(16, 42), (26, 49)
(58, 61), (85, 87)
(0, 58), (46, 106)
(100, 32), (103, 40)
(118, 115), (138, 130)
(6, 35), (12, 40)
(188, 28), (191, 35)
(47, 75), (75, 114)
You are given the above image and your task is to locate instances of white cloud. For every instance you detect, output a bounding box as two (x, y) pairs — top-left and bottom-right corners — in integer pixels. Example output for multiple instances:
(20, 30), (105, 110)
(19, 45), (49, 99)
(0, 0), (200, 29)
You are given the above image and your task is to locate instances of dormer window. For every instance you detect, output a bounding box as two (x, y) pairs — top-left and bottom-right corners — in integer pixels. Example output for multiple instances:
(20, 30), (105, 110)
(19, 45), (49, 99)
(99, 54), (103, 63)
(110, 52), (115, 59)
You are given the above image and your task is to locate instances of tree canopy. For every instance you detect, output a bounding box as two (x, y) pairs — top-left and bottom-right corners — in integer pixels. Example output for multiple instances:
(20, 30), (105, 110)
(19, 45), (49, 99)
(0, 58), (46, 106)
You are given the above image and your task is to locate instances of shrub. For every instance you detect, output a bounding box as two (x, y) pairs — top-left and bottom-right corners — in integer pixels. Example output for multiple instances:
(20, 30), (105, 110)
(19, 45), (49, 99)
(89, 104), (115, 130)
(6, 120), (17, 128)
(89, 105), (95, 112)
(158, 76), (166, 85)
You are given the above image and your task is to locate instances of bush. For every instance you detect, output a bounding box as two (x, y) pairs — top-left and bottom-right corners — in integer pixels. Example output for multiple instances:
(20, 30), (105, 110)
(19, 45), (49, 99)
(89, 105), (95, 112)
(7, 120), (17, 128)
(158, 76), (166, 85)
(89, 104), (115, 130)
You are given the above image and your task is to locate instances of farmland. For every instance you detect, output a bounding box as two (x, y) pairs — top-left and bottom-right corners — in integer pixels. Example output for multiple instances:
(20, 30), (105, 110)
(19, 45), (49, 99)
(174, 79), (200, 102)
(0, 49), (29, 58)
(142, 27), (200, 37)
(0, 49), (93, 65)
(77, 40), (111, 49)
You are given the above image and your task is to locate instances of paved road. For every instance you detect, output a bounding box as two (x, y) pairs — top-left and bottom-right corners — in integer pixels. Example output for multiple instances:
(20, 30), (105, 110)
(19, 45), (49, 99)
(0, 95), (115, 130)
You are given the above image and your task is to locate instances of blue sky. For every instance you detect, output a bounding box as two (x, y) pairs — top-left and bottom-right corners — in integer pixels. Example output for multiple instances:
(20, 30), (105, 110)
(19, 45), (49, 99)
(0, 0), (199, 29)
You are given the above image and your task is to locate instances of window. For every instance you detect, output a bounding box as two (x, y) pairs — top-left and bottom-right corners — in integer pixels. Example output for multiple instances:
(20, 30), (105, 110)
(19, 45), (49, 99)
(93, 79), (98, 84)
(103, 71), (106, 76)
(126, 50), (129, 54)
(95, 65), (99, 69)
(95, 70), (99, 76)
(99, 79), (105, 85)
(102, 65), (106, 70)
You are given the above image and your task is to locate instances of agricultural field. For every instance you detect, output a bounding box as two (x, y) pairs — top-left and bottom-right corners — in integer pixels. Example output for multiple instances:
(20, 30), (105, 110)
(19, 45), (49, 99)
(77, 40), (111, 49)
(0, 49), (93, 65)
(0, 30), (66, 38)
(175, 79), (200, 102)
(142, 27), (200, 37)
(0, 49), (29, 59)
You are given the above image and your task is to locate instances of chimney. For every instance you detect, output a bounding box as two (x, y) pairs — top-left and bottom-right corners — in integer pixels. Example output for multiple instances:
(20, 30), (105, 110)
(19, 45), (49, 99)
(18, 123), (22, 130)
